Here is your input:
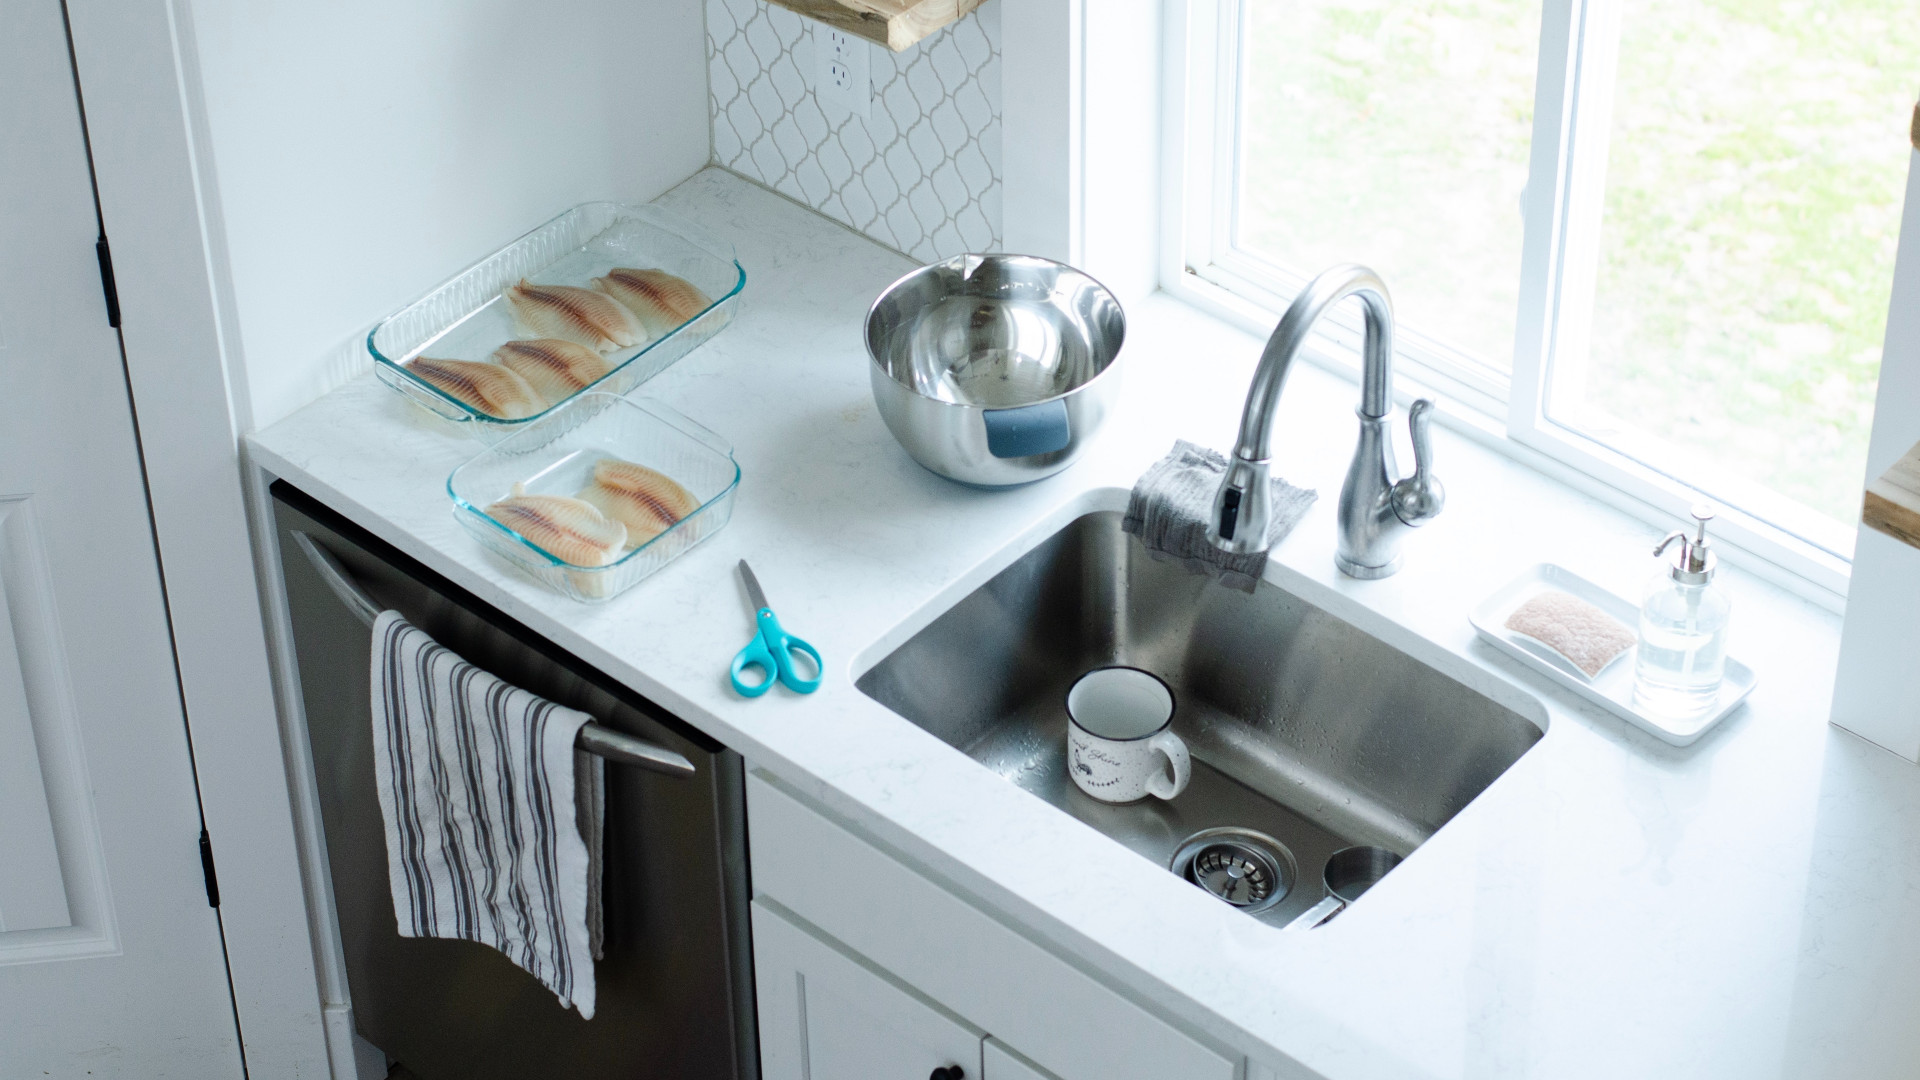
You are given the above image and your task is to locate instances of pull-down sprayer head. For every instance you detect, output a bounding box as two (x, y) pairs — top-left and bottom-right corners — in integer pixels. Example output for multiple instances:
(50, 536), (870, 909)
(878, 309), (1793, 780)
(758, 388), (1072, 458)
(1207, 264), (1443, 576)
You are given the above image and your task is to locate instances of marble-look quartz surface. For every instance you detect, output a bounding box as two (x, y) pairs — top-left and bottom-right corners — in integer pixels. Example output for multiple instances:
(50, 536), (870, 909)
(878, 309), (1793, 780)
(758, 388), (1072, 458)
(248, 168), (1920, 1080)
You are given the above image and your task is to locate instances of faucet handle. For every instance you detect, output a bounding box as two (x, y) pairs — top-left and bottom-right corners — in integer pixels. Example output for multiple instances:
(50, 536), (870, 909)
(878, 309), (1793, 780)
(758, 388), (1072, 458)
(1391, 399), (1444, 526)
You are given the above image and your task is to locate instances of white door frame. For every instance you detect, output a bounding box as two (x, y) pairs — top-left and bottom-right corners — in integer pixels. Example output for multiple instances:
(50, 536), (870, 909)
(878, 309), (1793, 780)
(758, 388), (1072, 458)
(61, 3), (333, 1075)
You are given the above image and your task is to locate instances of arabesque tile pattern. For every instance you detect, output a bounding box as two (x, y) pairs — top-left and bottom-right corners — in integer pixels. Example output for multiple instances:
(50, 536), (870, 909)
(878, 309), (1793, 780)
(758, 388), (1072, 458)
(706, 0), (1001, 263)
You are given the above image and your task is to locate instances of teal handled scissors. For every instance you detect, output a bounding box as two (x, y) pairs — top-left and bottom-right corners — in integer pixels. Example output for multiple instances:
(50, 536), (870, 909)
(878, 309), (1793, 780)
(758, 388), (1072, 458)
(730, 560), (823, 697)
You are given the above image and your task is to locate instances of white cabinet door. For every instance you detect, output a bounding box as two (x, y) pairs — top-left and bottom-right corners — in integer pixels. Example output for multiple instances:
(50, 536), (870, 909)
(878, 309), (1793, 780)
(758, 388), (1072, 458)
(985, 1038), (1062, 1080)
(749, 772), (1241, 1080)
(0, 0), (244, 1076)
(754, 900), (983, 1080)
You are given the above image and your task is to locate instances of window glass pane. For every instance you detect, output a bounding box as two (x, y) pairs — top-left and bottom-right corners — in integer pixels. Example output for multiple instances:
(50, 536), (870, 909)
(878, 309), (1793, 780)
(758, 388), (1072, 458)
(1238, 0), (1542, 369)
(1557, 0), (1915, 533)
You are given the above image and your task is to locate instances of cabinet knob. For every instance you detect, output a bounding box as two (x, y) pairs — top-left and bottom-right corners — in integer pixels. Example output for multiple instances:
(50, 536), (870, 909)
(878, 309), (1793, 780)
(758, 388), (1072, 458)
(930, 1068), (965, 1080)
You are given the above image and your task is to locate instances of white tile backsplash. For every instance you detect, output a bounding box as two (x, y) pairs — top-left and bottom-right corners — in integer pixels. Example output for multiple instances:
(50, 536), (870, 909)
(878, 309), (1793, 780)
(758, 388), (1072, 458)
(706, 0), (1001, 264)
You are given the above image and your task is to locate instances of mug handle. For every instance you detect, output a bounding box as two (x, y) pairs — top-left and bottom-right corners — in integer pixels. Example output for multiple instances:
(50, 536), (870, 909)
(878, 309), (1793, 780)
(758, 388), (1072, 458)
(1144, 730), (1191, 800)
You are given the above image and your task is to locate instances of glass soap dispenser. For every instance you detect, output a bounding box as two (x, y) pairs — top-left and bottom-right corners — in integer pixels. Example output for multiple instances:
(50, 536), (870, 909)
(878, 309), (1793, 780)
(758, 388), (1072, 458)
(1632, 504), (1732, 718)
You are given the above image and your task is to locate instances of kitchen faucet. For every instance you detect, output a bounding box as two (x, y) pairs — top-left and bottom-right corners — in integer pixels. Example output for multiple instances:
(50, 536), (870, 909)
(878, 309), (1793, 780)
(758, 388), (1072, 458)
(1207, 264), (1444, 578)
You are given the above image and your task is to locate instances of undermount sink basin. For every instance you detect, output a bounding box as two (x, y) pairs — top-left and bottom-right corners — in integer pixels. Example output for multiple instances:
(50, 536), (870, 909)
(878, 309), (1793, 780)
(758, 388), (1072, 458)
(857, 510), (1545, 927)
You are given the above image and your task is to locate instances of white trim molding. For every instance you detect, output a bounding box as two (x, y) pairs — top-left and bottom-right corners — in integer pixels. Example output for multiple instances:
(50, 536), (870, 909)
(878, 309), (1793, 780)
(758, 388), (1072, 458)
(1831, 143), (1920, 762)
(1000, 0), (1082, 267)
(62, 3), (331, 1076)
(1002, 0), (1164, 310)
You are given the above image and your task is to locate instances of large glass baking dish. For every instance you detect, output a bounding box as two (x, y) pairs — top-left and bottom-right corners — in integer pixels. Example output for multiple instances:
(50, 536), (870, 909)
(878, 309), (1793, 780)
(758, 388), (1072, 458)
(371, 202), (745, 442)
(447, 393), (739, 602)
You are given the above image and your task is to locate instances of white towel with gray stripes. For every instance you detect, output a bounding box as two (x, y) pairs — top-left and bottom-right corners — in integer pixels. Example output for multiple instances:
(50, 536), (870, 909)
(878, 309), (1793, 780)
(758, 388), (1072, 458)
(370, 610), (599, 1019)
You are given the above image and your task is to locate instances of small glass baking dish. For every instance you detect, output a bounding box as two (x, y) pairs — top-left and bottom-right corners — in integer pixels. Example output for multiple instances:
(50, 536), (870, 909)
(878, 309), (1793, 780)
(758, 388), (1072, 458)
(372, 202), (745, 443)
(447, 393), (739, 602)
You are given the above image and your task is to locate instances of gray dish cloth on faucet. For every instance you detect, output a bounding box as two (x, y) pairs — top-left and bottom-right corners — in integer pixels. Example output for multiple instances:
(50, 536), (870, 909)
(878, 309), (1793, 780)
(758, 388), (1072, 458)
(1121, 440), (1317, 593)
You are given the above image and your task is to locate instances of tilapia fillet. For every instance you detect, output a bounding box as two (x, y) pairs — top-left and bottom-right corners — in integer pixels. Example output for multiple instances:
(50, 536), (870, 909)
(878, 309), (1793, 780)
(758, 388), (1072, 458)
(578, 458), (701, 549)
(504, 280), (648, 353)
(492, 338), (615, 404)
(592, 268), (713, 339)
(482, 492), (627, 567)
(405, 356), (545, 419)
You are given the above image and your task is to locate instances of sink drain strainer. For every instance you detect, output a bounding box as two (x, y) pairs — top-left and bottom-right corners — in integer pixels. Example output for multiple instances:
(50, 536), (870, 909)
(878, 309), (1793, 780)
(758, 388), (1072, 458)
(1170, 828), (1295, 915)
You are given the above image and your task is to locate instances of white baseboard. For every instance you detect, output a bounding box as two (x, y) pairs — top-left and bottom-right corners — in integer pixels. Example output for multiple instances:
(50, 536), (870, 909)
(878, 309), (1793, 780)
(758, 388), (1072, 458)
(324, 1003), (388, 1080)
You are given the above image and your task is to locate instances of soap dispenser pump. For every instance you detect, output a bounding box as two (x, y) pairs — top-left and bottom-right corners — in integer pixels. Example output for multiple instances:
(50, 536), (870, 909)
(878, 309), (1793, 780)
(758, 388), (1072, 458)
(1632, 504), (1732, 718)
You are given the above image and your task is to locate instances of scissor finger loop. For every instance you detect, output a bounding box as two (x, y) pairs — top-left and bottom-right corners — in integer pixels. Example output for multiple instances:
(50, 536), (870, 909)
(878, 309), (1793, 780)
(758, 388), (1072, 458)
(730, 646), (777, 698)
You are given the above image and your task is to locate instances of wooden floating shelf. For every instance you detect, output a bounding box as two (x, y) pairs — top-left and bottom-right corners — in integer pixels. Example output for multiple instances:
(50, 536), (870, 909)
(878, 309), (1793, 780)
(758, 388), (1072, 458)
(765, 0), (984, 52)
(1864, 438), (1920, 550)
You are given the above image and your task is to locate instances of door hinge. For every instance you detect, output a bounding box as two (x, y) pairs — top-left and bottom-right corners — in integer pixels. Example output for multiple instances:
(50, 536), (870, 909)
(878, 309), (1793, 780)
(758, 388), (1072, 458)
(198, 828), (221, 908)
(95, 235), (121, 328)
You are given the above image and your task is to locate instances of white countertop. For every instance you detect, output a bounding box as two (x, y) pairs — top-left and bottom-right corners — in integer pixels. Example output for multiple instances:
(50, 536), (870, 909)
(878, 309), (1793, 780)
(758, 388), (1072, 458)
(248, 168), (1920, 1080)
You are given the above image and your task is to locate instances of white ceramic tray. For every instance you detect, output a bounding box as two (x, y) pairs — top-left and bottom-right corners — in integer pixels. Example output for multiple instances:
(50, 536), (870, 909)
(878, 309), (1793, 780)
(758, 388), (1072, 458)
(1469, 563), (1755, 746)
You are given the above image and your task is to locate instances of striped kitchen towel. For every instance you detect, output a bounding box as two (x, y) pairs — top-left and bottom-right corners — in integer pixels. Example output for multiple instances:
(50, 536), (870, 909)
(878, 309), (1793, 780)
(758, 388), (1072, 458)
(370, 610), (600, 1019)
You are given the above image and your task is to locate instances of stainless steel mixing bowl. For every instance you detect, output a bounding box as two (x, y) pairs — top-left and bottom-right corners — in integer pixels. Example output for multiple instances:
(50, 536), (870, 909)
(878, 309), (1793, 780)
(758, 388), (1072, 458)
(865, 254), (1125, 487)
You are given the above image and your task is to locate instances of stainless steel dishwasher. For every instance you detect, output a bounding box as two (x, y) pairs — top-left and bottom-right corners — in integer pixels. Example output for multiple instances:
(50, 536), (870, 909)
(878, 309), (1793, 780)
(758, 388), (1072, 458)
(272, 482), (758, 1080)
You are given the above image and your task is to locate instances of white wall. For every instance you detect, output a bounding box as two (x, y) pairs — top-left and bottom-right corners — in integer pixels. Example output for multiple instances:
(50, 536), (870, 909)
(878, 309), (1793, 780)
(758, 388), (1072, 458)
(1832, 141), (1920, 760)
(1861, 145), (1920, 482)
(183, 0), (712, 430)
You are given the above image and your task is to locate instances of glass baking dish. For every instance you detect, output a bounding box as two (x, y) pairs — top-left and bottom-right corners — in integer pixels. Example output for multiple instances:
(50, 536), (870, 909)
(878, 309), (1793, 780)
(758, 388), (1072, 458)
(371, 202), (745, 442)
(447, 393), (739, 602)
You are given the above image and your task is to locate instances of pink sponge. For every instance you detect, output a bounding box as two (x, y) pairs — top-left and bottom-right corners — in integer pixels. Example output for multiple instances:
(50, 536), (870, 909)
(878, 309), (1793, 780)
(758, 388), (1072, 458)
(1504, 590), (1635, 679)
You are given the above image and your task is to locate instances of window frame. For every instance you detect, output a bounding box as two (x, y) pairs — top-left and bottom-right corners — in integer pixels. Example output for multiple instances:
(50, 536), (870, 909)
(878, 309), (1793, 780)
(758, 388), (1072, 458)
(1160, 0), (1856, 599)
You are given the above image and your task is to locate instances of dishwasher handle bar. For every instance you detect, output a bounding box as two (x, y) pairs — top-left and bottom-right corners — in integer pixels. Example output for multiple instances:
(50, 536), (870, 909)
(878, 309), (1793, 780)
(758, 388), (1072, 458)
(290, 531), (696, 779)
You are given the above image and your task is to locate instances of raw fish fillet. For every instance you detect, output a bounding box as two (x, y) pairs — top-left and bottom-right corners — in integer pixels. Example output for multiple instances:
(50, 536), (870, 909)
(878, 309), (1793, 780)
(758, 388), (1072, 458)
(592, 268), (712, 339)
(578, 457), (700, 549)
(504, 280), (647, 353)
(405, 356), (545, 419)
(483, 492), (628, 567)
(492, 338), (615, 405)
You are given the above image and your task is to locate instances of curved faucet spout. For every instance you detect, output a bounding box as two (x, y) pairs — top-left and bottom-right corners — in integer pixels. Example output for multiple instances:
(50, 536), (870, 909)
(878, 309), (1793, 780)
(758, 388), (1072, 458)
(1206, 264), (1442, 576)
(1227, 265), (1393, 466)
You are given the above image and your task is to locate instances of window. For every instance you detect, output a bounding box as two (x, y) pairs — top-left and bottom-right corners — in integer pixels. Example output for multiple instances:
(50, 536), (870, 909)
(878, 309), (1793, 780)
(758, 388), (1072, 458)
(1172, 0), (1916, 589)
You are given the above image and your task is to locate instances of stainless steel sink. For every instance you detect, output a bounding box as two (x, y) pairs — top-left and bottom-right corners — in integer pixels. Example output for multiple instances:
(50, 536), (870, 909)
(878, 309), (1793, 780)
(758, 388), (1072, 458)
(857, 510), (1544, 927)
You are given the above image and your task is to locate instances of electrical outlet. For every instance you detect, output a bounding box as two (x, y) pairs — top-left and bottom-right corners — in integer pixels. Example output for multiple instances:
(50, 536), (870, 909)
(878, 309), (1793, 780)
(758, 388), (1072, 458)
(812, 25), (870, 119)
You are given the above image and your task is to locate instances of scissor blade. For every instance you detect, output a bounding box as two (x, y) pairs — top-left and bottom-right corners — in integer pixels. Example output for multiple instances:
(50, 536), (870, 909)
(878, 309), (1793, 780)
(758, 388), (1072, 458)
(738, 560), (771, 612)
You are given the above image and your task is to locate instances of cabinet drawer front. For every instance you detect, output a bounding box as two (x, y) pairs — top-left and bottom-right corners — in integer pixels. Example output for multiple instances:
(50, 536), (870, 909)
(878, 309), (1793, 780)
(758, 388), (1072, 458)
(753, 901), (982, 1080)
(748, 772), (1238, 1080)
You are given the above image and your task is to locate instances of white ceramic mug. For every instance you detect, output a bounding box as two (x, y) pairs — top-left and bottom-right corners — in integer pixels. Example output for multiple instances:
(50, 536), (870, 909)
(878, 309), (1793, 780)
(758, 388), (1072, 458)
(1065, 666), (1191, 803)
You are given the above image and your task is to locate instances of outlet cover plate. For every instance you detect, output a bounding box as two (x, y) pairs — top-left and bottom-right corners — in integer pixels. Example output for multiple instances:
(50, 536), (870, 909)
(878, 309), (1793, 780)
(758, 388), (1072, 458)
(812, 24), (871, 119)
